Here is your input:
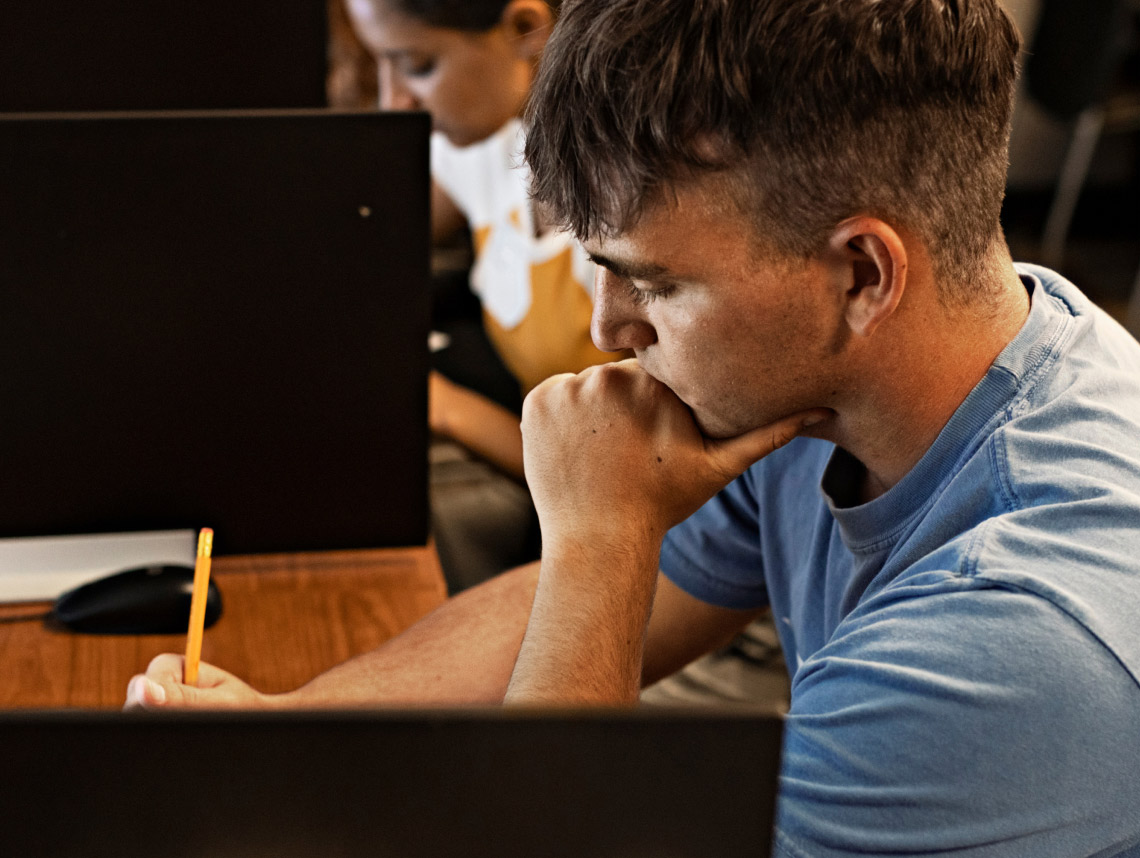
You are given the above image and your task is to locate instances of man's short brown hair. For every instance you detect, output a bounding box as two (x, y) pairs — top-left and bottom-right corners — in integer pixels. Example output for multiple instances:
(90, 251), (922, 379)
(525, 0), (1021, 297)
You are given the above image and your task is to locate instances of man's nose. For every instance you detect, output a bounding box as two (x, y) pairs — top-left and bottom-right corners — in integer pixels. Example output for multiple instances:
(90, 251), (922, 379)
(590, 267), (657, 352)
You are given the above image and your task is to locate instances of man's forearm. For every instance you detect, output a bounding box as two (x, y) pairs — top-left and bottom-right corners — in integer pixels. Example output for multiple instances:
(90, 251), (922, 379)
(510, 361), (822, 705)
(504, 540), (660, 705)
(282, 562), (540, 706)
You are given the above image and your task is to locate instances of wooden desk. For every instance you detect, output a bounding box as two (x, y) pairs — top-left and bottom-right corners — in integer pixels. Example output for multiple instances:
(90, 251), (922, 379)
(0, 546), (447, 709)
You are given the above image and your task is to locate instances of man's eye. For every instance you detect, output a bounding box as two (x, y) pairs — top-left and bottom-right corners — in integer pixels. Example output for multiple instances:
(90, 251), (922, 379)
(625, 280), (675, 305)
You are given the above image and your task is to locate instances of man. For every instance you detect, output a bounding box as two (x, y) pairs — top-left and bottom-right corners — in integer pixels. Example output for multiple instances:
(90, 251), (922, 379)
(129, 0), (1140, 853)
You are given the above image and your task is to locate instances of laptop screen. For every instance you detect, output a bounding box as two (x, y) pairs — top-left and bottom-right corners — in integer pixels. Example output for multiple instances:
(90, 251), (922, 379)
(0, 1), (329, 112)
(0, 707), (783, 858)
(0, 110), (431, 555)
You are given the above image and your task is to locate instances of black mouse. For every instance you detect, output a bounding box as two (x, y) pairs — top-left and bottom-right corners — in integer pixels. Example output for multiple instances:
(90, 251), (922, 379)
(52, 564), (223, 634)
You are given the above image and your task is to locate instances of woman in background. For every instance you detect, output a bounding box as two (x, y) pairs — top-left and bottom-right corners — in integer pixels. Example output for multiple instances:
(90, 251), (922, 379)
(344, 0), (618, 591)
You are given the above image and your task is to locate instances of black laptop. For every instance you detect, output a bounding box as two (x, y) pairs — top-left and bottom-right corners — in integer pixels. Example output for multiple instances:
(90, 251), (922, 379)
(0, 110), (431, 555)
(0, 707), (783, 858)
(0, 0), (329, 112)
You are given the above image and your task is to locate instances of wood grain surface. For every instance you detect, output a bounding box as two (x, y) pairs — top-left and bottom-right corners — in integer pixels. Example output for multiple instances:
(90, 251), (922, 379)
(0, 546), (447, 708)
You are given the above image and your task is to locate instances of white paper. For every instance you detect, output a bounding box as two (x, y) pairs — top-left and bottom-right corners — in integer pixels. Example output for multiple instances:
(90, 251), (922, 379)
(0, 529), (197, 603)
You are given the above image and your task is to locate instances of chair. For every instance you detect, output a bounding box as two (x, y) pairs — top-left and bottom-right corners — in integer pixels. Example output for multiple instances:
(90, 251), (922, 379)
(1023, 0), (1140, 337)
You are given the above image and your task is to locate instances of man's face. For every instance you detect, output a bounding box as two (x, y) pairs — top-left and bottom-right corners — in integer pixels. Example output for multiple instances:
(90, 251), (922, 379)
(582, 183), (844, 439)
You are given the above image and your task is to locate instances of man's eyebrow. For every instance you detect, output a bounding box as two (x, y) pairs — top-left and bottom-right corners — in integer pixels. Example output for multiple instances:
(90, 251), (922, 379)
(586, 252), (673, 281)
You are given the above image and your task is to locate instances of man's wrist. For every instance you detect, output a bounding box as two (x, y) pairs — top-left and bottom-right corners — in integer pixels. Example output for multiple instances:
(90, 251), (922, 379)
(539, 519), (664, 580)
(508, 535), (662, 704)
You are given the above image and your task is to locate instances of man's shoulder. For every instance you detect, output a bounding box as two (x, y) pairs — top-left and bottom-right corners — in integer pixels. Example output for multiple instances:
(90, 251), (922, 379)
(1012, 263), (1140, 389)
(780, 578), (1140, 857)
(964, 270), (1140, 678)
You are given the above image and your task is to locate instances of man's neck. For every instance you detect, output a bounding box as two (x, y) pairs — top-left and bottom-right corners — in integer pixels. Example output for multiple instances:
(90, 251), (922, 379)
(835, 262), (1030, 505)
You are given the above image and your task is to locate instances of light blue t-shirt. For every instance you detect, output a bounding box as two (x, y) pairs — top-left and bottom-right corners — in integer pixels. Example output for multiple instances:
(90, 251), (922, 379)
(660, 265), (1140, 857)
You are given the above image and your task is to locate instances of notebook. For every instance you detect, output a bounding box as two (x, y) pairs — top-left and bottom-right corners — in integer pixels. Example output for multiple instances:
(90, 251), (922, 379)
(0, 707), (784, 858)
(0, 110), (431, 565)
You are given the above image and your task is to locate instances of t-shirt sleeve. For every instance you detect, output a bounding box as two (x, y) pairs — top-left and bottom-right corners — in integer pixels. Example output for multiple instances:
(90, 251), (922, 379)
(660, 468), (770, 610)
(773, 577), (1140, 857)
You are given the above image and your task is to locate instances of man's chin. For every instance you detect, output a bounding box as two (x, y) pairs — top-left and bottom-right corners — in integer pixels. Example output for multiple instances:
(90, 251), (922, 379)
(689, 408), (747, 440)
(692, 404), (819, 442)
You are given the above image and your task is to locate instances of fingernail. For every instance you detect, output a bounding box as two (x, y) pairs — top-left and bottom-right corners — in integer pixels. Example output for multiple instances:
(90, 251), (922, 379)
(146, 678), (166, 704)
(802, 414), (826, 428)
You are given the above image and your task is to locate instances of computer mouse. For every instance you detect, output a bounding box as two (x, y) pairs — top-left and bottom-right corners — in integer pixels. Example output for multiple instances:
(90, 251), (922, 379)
(51, 564), (222, 634)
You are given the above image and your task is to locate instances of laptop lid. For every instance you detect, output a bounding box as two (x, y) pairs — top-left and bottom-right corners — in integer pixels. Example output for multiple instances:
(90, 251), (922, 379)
(0, 110), (431, 555)
(0, 1), (329, 111)
(0, 708), (783, 858)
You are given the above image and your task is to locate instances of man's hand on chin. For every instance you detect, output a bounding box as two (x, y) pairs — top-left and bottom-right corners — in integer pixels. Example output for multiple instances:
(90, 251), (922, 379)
(508, 359), (829, 704)
(521, 358), (830, 557)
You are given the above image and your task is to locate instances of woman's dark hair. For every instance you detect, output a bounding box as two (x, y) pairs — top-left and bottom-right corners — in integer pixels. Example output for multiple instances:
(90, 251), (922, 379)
(391, 0), (560, 30)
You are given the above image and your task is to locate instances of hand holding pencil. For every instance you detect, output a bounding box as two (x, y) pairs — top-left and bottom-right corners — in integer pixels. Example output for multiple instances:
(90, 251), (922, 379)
(124, 526), (268, 708)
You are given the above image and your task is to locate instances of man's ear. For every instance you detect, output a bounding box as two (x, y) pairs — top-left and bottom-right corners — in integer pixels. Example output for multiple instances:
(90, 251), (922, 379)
(827, 217), (908, 338)
(500, 0), (555, 60)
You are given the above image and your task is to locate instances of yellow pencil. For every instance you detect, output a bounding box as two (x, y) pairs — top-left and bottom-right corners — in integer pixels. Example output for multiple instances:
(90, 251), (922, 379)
(183, 527), (214, 686)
